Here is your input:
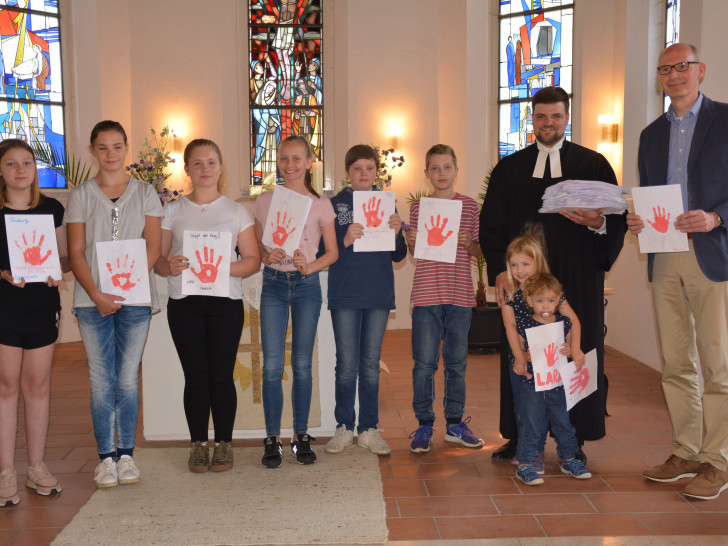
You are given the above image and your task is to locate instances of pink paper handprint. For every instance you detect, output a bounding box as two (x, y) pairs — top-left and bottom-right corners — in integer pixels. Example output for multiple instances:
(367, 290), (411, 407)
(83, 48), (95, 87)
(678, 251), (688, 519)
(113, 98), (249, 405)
(191, 246), (222, 283)
(271, 211), (296, 246)
(647, 206), (670, 233)
(106, 254), (138, 291)
(14, 230), (52, 266)
(425, 214), (453, 246)
(544, 343), (558, 367)
(570, 367), (590, 395)
(362, 196), (384, 228)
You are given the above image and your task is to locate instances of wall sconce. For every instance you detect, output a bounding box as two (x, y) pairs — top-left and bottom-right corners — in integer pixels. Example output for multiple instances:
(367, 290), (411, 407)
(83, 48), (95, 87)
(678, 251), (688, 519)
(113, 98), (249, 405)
(387, 123), (403, 150)
(171, 130), (184, 154)
(597, 115), (618, 155)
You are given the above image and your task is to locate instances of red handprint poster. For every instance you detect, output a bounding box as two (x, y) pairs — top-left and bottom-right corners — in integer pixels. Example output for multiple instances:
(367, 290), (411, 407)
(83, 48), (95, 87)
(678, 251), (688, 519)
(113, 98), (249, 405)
(352, 190), (396, 252)
(95, 239), (151, 304)
(413, 197), (462, 263)
(181, 230), (232, 297)
(557, 349), (598, 410)
(524, 321), (567, 392)
(261, 186), (312, 256)
(4, 214), (63, 283)
(632, 185), (688, 253)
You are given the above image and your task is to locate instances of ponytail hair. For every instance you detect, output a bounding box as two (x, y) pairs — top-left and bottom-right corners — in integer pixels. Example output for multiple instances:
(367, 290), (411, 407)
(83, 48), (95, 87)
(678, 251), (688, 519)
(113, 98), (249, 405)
(279, 135), (318, 197)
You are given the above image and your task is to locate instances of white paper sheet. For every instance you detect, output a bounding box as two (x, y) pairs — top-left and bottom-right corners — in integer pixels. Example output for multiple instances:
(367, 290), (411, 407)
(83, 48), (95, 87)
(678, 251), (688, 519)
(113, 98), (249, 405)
(525, 320), (567, 392)
(95, 239), (151, 305)
(261, 186), (313, 256)
(181, 230), (232, 297)
(632, 185), (689, 253)
(353, 191), (395, 252)
(557, 348), (598, 411)
(413, 197), (462, 263)
(4, 214), (62, 283)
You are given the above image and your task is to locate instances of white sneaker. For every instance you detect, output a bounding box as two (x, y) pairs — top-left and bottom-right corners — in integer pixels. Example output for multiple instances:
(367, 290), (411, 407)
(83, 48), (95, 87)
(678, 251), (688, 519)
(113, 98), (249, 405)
(117, 455), (140, 485)
(358, 428), (391, 455)
(325, 426), (354, 454)
(94, 457), (118, 488)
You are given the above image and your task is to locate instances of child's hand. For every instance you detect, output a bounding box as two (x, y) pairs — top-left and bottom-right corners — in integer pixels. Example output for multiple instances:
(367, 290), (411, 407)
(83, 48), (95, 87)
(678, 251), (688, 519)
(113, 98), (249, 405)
(572, 347), (586, 370)
(169, 255), (189, 277)
(513, 356), (528, 377)
(45, 275), (60, 287)
(457, 230), (472, 249)
(266, 248), (286, 265)
(406, 226), (418, 248)
(293, 249), (309, 275)
(389, 213), (402, 234)
(344, 223), (363, 247)
(559, 342), (571, 358)
(93, 291), (124, 317)
(1, 268), (26, 288)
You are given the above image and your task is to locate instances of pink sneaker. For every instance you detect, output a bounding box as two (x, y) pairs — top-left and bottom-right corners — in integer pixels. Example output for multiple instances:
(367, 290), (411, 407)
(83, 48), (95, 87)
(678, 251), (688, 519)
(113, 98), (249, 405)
(25, 461), (61, 496)
(1, 468), (19, 506)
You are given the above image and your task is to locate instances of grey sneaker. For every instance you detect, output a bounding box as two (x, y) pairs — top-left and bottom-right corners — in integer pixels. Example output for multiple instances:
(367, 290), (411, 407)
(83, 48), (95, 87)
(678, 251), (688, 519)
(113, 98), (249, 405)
(531, 451), (545, 476)
(211, 441), (234, 472)
(188, 441), (210, 473)
(25, 461), (61, 495)
(94, 457), (118, 488)
(117, 455), (140, 485)
(358, 428), (391, 455)
(0, 468), (19, 506)
(325, 426), (354, 454)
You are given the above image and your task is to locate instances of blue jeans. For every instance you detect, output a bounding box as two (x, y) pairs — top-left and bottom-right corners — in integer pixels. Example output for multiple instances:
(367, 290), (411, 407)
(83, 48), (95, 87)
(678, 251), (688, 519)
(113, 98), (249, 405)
(260, 267), (322, 437)
(516, 381), (578, 464)
(75, 305), (151, 457)
(508, 352), (547, 451)
(411, 305), (471, 424)
(331, 307), (389, 433)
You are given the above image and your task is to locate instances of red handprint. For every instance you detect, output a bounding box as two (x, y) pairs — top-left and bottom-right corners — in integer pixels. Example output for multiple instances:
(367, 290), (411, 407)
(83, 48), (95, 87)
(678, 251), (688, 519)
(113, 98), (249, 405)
(190, 246), (222, 283)
(14, 230), (52, 266)
(424, 214), (453, 246)
(271, 211), (296, 246)
(106, 254), (138, 291)
(544, 343), (558, 367)
(362, 196), (384, 228)
(647, 206), (670, 233)
(569, 367), (590, 395)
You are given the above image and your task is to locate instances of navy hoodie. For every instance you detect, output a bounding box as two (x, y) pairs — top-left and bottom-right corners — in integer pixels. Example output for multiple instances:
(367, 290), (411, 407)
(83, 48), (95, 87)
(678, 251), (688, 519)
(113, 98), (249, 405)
(321, 187), (407, 309)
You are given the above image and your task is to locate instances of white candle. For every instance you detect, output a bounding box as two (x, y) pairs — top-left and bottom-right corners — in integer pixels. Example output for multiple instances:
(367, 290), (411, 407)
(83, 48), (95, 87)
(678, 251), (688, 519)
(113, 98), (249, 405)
(312, 161), (324, 194)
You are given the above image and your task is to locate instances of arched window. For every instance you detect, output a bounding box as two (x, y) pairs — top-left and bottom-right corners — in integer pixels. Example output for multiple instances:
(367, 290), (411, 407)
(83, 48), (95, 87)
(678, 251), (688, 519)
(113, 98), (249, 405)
(0, 0), (66, 188)
(248, 0), (322, 194)
(664, 0), (679, 112)
(498, 0), (573, 159)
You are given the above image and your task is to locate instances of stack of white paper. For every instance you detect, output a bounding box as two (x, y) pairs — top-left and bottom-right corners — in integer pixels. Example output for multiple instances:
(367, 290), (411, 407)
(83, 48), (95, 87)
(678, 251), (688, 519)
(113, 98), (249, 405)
(539, 179), (629, 214)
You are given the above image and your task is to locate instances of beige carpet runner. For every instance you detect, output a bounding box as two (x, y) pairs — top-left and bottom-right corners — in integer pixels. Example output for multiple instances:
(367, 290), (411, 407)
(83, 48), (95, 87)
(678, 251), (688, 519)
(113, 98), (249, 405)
(52, 446), (387, 545)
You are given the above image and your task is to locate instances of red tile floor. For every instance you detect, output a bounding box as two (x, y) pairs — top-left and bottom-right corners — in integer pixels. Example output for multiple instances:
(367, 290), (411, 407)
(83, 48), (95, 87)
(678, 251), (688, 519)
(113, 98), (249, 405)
(1, 330), (728, 545)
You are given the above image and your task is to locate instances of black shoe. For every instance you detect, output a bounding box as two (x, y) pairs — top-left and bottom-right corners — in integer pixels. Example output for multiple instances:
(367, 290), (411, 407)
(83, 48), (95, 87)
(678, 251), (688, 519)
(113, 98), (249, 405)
(575, 447), (587, 465)
(291, 434), (317, 465)
(262, 436), (282, 468)
(491, 439), (517, 462)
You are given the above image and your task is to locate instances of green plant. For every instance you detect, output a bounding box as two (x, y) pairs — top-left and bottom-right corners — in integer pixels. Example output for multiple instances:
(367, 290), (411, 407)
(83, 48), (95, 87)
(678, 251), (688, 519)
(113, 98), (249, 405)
(474, 168), (493, 306)
(32, 142), (92, 188)
(126, 126), (181, 205)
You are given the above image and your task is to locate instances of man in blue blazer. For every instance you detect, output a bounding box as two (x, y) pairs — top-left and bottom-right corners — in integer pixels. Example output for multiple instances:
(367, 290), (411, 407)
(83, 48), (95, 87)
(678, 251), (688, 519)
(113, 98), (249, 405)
(627, 43), (728, 501)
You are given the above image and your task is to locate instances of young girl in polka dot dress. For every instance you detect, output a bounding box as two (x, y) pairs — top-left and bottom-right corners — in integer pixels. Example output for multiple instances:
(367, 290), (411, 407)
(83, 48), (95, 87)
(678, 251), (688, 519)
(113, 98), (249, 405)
(502, 230), (585, 473)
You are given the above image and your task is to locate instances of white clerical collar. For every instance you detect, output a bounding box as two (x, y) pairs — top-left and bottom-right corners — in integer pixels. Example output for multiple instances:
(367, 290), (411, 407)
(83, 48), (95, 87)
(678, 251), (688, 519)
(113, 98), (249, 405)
(533, 136), (565, 179)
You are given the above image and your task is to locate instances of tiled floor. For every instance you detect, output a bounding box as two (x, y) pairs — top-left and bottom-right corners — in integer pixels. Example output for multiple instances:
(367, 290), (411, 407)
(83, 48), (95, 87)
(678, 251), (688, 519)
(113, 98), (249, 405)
(1, 331), (728, 545)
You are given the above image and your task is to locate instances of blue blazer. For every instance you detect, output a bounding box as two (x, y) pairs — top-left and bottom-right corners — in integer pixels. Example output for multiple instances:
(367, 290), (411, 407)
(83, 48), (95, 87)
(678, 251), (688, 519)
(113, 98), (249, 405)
(638, 95), (728, 282)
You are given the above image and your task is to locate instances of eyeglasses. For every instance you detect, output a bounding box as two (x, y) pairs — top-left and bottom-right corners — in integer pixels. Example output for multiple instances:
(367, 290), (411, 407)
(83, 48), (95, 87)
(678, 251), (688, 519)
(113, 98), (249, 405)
(656, 61), (700, 75)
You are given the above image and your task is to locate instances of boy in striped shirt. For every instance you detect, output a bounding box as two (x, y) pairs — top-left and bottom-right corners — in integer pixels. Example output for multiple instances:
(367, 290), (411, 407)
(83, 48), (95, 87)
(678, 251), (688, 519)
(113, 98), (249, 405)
(405, 144), (484, 453)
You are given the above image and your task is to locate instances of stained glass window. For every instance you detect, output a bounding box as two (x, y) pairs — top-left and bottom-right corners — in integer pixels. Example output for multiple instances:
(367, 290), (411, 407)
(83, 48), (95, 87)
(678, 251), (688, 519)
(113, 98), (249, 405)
(0, 0), (65, 188)
(498, 0), (573, 159)
(664, 0), (679, 112)
(248, 1), (322, 192)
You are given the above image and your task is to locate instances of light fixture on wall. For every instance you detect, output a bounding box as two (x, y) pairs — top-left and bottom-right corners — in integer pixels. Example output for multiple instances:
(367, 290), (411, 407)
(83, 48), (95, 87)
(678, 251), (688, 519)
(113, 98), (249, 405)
(387, 122), (403, 150)
(171, 129), (184, 154)
(597, 114), (618, 154)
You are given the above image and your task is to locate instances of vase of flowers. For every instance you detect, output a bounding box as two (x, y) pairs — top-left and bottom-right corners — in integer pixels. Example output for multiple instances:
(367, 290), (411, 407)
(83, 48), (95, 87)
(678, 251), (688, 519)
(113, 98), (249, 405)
(126, 126), (182, 205)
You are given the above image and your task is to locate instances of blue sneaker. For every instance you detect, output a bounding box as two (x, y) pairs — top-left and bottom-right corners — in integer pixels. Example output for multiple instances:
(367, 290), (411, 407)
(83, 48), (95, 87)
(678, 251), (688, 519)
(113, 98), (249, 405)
(561, 458), (592, 479)
(444, 416), (484, 448)
(516, 464), (544, 485)
(409, 424), (433, 453)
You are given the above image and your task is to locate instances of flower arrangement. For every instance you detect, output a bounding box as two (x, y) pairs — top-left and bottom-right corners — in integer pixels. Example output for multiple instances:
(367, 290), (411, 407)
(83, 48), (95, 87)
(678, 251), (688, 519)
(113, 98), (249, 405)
(126, 126), (182, 205)
(341, 145), (405, 190)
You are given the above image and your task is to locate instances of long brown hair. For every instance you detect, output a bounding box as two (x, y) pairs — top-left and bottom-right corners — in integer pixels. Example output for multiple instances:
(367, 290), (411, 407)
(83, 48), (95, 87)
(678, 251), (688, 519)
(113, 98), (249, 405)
(0, 139), (43, 209)
(183, 138), (227, 193)
(505, 227), (550, 296)
(279, 135), (318, 197)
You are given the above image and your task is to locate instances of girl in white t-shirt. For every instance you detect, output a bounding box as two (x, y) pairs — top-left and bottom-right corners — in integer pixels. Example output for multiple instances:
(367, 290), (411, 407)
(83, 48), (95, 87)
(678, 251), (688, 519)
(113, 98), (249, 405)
(253, 136), (338, 468)
(155, 139), (260, 473)
(65, 121), (162, 489)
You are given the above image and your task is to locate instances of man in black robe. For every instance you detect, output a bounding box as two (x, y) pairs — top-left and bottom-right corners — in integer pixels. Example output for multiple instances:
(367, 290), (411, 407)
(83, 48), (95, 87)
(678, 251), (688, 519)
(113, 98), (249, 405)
(480, 86), (627, 461)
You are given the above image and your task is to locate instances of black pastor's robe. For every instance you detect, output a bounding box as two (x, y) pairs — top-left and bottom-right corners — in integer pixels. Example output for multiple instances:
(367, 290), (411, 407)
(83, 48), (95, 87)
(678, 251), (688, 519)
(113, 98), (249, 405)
(480, 140), (627, 442)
